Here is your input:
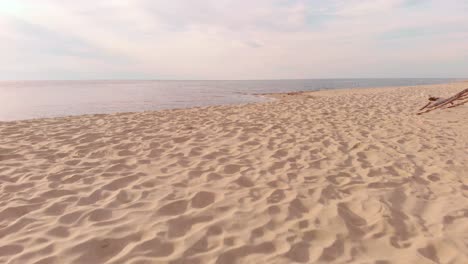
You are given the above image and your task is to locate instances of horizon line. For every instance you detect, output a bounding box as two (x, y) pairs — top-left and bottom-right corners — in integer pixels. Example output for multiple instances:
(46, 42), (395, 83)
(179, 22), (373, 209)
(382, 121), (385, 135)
(0, 77), (466, 82)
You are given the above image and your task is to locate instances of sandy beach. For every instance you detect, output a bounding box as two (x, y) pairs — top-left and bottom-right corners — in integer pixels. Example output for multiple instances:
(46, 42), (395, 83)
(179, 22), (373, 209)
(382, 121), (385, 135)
(0, 82), (467, 264)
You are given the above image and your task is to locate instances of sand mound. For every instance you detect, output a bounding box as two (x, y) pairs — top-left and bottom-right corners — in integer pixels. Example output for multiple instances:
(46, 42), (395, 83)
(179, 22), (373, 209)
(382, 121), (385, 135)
(0, 83), (467, 263)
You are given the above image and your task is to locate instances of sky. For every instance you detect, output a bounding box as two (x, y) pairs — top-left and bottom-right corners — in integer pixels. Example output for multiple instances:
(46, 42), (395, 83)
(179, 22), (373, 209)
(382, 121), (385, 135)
(0, 0), (467, 80)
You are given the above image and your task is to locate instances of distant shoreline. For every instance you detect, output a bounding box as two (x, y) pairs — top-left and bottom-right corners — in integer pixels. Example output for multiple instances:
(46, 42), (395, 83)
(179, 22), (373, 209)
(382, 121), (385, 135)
(0, 78), (467, 122)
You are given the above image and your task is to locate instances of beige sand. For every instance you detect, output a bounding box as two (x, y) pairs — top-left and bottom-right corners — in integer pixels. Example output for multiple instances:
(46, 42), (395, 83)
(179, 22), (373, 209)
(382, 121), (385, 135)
(0, 82), (467, 264)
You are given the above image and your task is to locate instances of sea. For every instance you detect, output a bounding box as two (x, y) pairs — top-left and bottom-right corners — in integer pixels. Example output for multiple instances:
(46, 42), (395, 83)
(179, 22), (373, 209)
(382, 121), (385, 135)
(0, 78), (460, 121)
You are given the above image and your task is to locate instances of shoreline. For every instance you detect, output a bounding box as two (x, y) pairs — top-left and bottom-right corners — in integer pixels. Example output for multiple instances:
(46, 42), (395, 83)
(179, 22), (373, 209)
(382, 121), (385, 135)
(1, 80), (466, 123)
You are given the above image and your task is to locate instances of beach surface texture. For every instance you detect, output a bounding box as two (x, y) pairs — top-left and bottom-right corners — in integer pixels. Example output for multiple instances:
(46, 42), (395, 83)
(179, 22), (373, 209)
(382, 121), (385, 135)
(0, 82), (467, 264)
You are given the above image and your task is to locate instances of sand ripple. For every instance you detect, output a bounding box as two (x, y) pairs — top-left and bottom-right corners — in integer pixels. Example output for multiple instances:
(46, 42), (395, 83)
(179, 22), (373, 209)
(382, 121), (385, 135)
(0, 83), (467, 263)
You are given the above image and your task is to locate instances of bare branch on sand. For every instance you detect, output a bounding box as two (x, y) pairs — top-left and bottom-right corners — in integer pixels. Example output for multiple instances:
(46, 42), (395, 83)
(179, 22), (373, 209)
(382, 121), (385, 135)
(418, 88), (468, 114)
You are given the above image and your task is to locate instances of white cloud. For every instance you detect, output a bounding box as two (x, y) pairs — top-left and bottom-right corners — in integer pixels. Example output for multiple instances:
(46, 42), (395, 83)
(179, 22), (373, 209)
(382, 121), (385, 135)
(0, 0), (467, 79)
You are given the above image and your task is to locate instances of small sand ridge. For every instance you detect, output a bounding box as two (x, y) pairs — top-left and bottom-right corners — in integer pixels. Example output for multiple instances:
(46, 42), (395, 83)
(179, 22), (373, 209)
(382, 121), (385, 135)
(0, 82), (467, 263)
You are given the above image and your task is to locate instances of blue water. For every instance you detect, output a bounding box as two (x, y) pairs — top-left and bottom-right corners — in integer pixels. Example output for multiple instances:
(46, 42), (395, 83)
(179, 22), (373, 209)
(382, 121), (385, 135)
(0, 78), (460, 121)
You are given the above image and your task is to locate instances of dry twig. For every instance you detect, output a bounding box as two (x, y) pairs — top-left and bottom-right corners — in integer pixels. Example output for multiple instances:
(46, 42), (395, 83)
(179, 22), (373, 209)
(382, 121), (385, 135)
(418, 88), (468, 115)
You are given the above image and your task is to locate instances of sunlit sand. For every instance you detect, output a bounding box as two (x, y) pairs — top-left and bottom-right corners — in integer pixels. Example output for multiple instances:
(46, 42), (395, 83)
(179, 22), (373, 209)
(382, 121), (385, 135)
(0, 82), (467, 263)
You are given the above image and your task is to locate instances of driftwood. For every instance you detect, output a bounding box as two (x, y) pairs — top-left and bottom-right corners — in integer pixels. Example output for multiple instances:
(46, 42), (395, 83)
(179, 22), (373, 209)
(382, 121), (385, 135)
(418, 88), (468, 115)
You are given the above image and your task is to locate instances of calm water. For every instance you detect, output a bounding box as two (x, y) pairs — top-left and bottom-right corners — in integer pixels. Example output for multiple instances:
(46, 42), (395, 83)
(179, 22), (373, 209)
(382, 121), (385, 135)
(0, 79), (459, 121)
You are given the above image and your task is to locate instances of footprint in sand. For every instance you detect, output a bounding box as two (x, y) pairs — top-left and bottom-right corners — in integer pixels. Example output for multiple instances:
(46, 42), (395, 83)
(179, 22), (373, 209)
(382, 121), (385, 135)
(191, 191), (216, 208)
(234, 176), (254, 187)
(158, 200), (189, 216)
(267, 189), (286, 204)
(285, 241), (310, 263)
(88, 208), (113, 222)
(131, 237), (174, 257)
(167, 215), (214, 238)
(224, 164), (241, 174)
(215, 242), (275, 264)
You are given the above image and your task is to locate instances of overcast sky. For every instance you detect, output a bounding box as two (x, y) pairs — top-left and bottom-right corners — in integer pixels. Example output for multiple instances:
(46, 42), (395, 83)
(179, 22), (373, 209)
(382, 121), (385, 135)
(0, 0), (467, 80)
